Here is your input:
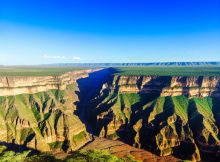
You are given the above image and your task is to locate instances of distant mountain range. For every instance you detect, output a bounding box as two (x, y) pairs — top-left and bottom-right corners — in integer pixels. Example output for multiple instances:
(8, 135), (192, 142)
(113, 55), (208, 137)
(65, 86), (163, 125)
(47, 62), (220, 67)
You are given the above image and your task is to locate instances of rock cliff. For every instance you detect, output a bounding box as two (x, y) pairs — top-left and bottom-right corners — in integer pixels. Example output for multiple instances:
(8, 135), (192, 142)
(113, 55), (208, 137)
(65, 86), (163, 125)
(0, 69), (100, 96)
(1, 69), (220, 161)
(113, 75), (220, 98)
(0, 69), (102, 152)
(83, 75), (220, 161)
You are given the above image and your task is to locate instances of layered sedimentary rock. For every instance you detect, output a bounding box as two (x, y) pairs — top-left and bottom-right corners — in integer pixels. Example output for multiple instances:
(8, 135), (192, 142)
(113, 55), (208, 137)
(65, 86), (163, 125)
(84, 75), (220, 161)
(0, 70), (100, 152)
(114, 75), (220, 98)
(0, 69), (100, 96)
(1, 69), (220, 161)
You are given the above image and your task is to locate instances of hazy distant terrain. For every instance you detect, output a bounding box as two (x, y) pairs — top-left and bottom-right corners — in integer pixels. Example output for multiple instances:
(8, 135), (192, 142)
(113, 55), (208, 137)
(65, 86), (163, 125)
(115, 66), (220, 76)
(0, 66), (89, 76)
(1, 63), (220, 76)
(47, 61), (220, 67)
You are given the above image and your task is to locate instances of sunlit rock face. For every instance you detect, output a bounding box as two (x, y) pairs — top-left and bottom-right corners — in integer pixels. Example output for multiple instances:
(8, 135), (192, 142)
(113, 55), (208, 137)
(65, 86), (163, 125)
(0, 70), (100, 152)
(0, 69), (100, 96)
(1, 69), (220, 161)
(83, 75), (220, 161)
(113, 75), (220, 98)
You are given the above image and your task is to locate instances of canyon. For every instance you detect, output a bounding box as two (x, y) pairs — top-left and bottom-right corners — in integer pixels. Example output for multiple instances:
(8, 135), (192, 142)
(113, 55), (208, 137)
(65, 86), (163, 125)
(0, 69), (99, 96)
(0, 68), (220, 161)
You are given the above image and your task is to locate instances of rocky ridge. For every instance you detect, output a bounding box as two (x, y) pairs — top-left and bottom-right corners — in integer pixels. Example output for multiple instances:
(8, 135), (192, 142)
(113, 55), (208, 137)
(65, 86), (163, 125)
(84, 74), (220, 161)
(0, 69), (101, 152)
(0, 69), (100, 96)
(114, 75), (220, 98)
(1, 69), (220, 161)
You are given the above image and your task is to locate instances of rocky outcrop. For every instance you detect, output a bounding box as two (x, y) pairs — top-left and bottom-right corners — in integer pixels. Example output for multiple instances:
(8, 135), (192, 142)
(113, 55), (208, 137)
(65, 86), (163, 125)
(0, 69), (104, 152)
(1, 69), (220, 161)
(0, 69), (100, 96)
(82, 75), (220, 161)
(113, 75), (220, 98)
(0, 84), (92, 152)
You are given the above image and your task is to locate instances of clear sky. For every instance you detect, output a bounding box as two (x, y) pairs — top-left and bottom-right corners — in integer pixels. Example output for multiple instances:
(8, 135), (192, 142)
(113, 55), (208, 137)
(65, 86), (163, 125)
(0, 0), (220, 65)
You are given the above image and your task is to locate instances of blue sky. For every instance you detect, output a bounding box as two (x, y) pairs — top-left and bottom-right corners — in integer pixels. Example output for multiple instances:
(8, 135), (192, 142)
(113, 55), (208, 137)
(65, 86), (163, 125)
(0, 0), (220, 65)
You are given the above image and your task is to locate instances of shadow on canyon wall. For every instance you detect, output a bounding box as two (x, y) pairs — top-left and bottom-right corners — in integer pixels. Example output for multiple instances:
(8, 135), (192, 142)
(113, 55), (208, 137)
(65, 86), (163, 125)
(74, 68), (118, 134)
(74, 71), (220, 161)
(1, 69), (220, 161)
(0, 141), (39, 155)
(75, 72), (173, 146)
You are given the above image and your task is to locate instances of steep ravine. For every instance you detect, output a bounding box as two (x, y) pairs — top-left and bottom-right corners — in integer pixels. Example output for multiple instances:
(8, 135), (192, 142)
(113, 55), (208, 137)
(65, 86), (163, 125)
(1, 69), (220, 161)
(0, 68), (116, 154)
(82, 75), (220, 161)
(0, 69), (102, 153)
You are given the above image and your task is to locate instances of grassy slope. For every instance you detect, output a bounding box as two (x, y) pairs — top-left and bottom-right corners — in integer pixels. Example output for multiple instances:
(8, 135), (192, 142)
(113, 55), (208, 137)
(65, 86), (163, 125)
(189, 97), (220, 143)
(110, 94), (189, 125)
(172, 96), (189, 124)
(105, 93), (220, 144)
(0, 84), (88, 151)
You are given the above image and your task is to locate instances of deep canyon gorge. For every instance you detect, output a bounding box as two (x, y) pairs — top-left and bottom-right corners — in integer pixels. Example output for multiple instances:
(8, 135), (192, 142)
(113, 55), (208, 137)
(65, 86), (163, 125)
(0, 68), (220, 161)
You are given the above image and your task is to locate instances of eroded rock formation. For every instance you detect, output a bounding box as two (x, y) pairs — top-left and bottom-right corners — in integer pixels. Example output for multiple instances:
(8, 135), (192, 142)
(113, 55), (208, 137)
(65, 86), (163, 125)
(83, 75), (220, 161)
(1, 69), (220, 161)
(0, 69), (100, 96)
(114, 75), (220, 98)
(0, 69), (101, 152)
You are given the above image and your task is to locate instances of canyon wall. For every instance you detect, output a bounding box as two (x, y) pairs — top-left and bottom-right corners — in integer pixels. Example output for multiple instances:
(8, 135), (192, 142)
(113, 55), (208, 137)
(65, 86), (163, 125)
(1, 69), (220, 161)
(0, 69), (105, 152)
(0, 69), (100, 96)
(113, 75), (220, 98)
(83, 75), (220, 161)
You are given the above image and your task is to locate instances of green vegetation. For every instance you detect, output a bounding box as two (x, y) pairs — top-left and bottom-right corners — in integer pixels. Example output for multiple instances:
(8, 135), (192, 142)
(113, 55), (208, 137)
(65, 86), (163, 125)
(0, 86), (90, 152)
(65, 150), (130, 162)
(95, 87), (220, 160)
(110, 93), (144, 122)
(0, 66), (89, 76)
(0, 145), (136, 162)
(72, 131), (87, 143)
(1, 66), (220, 76)
(119, 93), (142, 107)
(48, 141), (64, 149)
(114, 66), (220, 76)
(172, 96), (189, 124)
(0, 145), (31, 162)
